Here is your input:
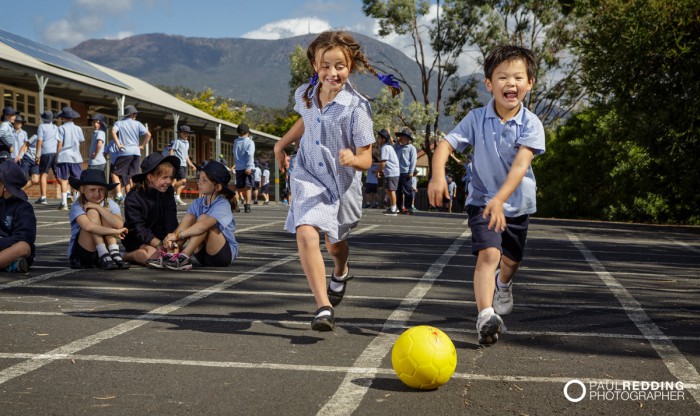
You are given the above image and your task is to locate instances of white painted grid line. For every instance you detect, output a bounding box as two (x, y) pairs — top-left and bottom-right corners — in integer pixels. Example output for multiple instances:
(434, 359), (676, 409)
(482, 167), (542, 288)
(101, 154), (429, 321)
(568, 233), (700, 405)
(317, 228), (471, 416)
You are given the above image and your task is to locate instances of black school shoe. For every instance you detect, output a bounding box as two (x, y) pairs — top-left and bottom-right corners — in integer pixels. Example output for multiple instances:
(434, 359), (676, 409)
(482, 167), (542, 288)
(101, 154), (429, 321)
(110, 252), (131, 269)
(327, 267), (354, 307)
(311, 306), (335, 331)
(98, 253), (118, 270)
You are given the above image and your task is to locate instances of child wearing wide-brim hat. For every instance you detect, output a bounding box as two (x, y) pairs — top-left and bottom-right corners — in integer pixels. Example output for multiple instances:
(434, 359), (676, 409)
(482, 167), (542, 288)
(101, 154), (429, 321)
(67, 169), (129, 270)
(0, 161), (36, 273)
(122, 153), (181, 267)
(161, 160), (238, 271)
(55, 106), (85, 211)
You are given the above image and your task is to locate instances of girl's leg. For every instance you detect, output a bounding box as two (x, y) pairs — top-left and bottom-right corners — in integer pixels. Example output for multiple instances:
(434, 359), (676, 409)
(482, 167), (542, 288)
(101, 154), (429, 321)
(123, 244), (158, 265)
(324, 235), (349, 278)
(77, 209), (106, 251)
(296, 225), (331, 309)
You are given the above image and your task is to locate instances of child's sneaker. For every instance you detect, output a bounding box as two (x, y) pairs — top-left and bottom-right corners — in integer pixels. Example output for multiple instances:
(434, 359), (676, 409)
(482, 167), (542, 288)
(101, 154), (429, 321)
(146, 252), (173, 269)
(174, 197), (187, 206)
(383, 208), (398, 216)
(5, 257), (29, 273)
(476, 312), (503, 345)
(57, 203), (68, 211)
(35, 197), (47, 205)
(493, 270), (513, 315)
(164, 253), (192, 271)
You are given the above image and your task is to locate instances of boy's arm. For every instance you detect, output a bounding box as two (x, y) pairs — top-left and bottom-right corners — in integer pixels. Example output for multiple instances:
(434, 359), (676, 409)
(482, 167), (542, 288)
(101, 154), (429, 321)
(427, 140), (453, 207)
(483, 145), (535, 232)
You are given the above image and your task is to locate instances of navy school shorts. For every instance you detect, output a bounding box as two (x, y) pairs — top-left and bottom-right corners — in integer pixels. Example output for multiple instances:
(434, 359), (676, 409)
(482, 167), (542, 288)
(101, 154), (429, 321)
(466, 204), (529, 262)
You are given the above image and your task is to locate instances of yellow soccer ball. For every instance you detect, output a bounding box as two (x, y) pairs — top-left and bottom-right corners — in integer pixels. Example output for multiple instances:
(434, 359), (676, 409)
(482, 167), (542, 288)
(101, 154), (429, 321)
(391, 325), (457, 390)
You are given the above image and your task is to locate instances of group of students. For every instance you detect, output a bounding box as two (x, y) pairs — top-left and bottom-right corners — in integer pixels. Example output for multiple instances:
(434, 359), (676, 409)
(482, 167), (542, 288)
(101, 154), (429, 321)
(364, 128), (418, 216)
(2, 30), (545, 347)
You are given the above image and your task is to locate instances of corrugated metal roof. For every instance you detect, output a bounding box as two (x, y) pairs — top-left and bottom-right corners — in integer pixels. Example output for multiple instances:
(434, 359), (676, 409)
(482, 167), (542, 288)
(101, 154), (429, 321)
(0, 33), (279, 144)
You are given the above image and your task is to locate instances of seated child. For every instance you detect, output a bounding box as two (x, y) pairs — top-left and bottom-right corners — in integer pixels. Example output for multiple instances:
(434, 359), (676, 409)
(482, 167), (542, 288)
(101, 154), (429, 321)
(122, 153), (180, 266)
(0, 161), (36, 273)
(161, 160), (238, 271)
(67, 169), (129, 269)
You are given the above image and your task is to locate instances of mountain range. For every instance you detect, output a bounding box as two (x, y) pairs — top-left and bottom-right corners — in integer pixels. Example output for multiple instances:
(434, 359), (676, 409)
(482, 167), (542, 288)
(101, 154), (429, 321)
(68, 32), (488, 129)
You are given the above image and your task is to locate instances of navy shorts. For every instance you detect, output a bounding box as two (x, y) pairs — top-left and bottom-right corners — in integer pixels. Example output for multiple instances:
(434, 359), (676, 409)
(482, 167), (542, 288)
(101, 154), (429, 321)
(383, 176), (399, 192)
(194, 243), (233, 267)
(466, 205), (529, 262)
(69, 241), (98, 269)
(20, 156), (40, 176)
(56, 163), (82, 180)
(260, 183), (269, 194)
(235, 170), (253, 190)
(365, 183), (378, 194)
(38, 153), (57, 175)
(175, 166), (187, 180)
(253, 181), (260, 191)
(114, 155), (141, 185)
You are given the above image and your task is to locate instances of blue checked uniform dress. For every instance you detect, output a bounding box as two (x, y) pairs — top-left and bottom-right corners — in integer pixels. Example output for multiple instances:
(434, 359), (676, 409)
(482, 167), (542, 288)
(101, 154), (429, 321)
(285, 81), (375, 242)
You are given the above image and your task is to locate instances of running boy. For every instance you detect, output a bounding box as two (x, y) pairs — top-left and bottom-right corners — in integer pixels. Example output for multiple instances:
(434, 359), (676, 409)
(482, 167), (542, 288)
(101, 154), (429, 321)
(428, 45), (545, 345)
(55, 107), (85, 211)
(233, 123), (255, 213)
(34, 110), (59, 205)
(168, 125), (197, 206)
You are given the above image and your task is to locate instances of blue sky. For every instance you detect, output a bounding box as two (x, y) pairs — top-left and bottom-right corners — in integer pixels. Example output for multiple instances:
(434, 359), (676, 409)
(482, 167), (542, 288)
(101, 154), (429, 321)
(3, 0), (479, 75)
(5, 0), (376, 47)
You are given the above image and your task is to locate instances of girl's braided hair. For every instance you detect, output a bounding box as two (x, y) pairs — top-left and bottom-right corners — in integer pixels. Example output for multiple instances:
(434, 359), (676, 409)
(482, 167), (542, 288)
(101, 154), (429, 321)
(303, 30), (401, 109)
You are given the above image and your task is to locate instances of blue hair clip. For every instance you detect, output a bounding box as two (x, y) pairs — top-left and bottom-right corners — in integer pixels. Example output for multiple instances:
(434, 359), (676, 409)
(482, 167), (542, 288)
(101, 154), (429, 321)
(376, 73), (400, 89)
(309, 73), (319, 86)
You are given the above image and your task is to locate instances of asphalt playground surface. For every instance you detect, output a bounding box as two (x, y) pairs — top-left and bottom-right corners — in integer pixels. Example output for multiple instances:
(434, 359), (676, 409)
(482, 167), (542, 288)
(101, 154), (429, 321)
(1, 201), (699, 415)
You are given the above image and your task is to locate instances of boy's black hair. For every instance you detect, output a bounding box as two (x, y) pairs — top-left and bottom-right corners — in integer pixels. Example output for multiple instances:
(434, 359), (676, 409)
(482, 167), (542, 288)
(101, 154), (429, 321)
(483, 45), (538, 81)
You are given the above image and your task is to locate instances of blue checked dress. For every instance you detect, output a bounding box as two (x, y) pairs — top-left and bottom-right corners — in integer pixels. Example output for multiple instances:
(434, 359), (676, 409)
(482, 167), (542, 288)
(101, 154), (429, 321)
(284, 81), (375, 242)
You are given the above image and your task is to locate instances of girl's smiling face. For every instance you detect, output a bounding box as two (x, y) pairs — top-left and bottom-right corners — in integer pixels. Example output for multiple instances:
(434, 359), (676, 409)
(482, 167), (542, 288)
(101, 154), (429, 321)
(82, 185), (106, 203)
(484, 58), (534, 120)
(147, 168), (174, 192)
(313, 47), (351, 93)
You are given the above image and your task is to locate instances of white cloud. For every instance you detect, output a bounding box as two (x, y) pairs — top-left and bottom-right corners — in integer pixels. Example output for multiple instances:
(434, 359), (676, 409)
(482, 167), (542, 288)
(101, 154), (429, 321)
(242, 18), (332, 40)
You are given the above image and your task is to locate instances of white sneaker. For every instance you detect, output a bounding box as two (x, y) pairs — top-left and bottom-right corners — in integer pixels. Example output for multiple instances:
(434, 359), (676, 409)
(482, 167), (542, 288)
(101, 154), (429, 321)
(476, 312), (503, 345)
(493, 270), (513, 315)
(175, 197), (187, 206)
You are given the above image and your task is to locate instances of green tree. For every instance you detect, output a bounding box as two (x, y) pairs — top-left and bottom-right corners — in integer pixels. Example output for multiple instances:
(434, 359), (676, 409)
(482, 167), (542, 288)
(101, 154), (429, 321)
(363, 0), (480, 172)
(178, 88), (246, 124)
(539, 0), (700, 224)
(288, 45), (314, 109)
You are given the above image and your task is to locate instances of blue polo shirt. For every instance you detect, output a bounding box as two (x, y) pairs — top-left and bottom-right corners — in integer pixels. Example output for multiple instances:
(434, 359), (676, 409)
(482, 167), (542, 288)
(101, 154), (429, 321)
(112, 118), (147, 157)
(444, 99), (545, 217)
(379, 144), (399, 177)
(56, 121), (85, 164)
(233, 136), (255, 170)
(37, 122), (59, 154)
(187, 195), (238, 264)
(395, 143), (417, 174)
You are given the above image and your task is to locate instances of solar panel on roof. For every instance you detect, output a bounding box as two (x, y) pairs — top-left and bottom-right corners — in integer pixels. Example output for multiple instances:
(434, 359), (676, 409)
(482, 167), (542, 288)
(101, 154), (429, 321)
(0, 29), (129, 89)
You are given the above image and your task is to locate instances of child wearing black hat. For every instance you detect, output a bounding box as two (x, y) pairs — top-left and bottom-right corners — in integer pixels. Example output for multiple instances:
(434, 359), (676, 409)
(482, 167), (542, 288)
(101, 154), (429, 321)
(0, 161), (36, 273)
(122, 153), (180, 267)
(161, 160), (238, 270)
(0, 106), (17, 155)
(68, 170), (129, 269)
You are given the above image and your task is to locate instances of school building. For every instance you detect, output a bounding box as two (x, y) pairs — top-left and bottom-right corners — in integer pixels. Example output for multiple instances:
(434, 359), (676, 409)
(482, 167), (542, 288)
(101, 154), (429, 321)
(0, 29), (281, 201)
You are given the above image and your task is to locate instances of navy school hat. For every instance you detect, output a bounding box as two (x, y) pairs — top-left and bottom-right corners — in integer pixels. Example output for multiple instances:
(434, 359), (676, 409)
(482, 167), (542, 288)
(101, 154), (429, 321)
(131, 153), (180, 183)
(89, 114), (108, 131)
(69, 169), (118, 191)
(40, 110), (54, 122)
(196, 159), (234, 196)
(2, 106), (18, 116)
(122, 105), (139, 119)
(0, 161), (28, 201)
(396, 128), (414, 141)
(56, 106), (81, 119)
(178, 125), (192, 133)
(377, 129), (391, 141)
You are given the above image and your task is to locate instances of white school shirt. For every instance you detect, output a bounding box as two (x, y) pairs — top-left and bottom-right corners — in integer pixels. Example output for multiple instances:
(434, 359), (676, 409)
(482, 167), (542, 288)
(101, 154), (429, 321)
(11, 128), (28, 159)
(285, 81), (375, 242)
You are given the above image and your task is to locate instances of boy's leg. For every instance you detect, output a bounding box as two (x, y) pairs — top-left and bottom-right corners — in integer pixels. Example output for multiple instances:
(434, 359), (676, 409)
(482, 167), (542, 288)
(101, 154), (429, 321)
(0, 241), (32, 269)
(473, 247), (501, 311)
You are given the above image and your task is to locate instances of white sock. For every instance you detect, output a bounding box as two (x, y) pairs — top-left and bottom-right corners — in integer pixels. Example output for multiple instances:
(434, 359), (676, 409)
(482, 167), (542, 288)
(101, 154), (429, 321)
(391, 205), (397, 212)
(116, 193), (123, 198)
(478, 307), (495, 319)
(496, 274), (511, 289)
(315, 309), (332, 318)
(61, 193), (68, 205)
(107, 244), (120, 254)
(96, 244), (108, 257)
(329, 268), (349, 292)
